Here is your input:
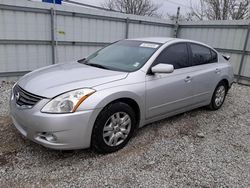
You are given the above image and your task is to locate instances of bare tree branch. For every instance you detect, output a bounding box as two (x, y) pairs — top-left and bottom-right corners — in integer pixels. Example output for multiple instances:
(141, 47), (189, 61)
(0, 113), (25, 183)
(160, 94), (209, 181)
(187, 0), (249, 20)
(101, 0), (160, 17)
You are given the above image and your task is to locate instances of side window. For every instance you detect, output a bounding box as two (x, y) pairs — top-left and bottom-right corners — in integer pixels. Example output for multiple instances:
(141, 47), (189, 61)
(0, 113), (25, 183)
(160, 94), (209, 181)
(155, 43), (189, 69)
(190, 43), (217, 66)
(210, 50), (218, 63)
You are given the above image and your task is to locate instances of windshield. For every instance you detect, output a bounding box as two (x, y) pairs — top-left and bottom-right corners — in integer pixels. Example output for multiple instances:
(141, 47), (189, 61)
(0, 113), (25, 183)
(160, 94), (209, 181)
(81, 40), (161, 72)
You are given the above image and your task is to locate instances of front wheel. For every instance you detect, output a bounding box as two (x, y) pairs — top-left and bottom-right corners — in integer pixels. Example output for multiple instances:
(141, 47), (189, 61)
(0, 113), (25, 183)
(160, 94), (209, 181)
(208, 81), (227, 110)
(91, 102), (136, 153)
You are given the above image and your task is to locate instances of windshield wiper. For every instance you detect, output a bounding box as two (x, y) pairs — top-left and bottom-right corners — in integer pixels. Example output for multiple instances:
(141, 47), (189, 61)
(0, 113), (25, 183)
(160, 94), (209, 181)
(85, 63), (110, 70)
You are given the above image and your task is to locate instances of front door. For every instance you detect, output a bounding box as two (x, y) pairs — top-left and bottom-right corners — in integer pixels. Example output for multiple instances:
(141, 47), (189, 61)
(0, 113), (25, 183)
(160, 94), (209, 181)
(145, 43), (195, 119)
(146, 68), (195, 119)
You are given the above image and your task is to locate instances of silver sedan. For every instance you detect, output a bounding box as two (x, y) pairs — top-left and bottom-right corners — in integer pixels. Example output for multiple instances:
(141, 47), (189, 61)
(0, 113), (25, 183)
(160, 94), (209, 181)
(10, 37), (234, 153)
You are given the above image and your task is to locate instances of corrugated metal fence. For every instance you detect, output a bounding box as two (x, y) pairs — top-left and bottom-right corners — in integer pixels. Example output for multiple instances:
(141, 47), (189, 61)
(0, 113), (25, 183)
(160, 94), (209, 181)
(0, 0), (174, 79)
(178, 20), (250, 85)
(0, 0), (249, 85)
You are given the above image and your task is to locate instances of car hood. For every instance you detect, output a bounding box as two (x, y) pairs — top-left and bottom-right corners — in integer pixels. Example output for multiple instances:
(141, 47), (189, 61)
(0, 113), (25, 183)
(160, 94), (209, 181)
(18, 62), (128, 98)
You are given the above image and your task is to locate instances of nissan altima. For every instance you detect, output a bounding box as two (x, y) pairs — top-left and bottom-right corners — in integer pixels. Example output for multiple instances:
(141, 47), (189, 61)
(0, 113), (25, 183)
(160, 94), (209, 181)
(10, 37), (234, 153)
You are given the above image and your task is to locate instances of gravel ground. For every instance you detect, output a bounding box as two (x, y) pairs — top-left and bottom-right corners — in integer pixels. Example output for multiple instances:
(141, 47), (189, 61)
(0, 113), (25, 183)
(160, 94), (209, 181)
(0, 81), (250, 187)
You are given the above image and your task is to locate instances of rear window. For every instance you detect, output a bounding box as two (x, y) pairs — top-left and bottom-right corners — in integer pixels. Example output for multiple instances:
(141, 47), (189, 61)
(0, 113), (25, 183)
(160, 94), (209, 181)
(190, 43), (218, 66)
(211, 50), (218, 63)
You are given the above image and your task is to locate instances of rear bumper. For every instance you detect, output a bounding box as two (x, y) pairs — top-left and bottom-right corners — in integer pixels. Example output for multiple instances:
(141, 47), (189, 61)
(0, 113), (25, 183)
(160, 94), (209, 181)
(10, 94), (101, 150)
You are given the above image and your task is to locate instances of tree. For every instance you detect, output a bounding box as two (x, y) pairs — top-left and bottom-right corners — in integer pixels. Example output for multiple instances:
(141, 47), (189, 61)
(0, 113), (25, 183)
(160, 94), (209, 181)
(102, 0), (160, 16)
(188, 0), (249, 20)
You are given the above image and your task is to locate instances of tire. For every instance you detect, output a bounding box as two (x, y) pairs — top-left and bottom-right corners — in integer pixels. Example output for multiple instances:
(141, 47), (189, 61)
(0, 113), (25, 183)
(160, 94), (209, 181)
(208, 81), (228, 110)
(91, 102), (136, 153)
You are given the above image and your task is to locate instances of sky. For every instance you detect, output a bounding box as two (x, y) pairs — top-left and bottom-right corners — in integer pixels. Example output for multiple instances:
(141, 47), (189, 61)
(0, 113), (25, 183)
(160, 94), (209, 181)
(71, 0), (194, 16)
(33, 0), (195, 16)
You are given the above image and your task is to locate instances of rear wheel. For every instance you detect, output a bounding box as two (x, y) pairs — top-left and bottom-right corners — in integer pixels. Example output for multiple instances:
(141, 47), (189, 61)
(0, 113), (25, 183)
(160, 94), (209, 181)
(91, 102), (136, 153)
(208, 81), (227, 110)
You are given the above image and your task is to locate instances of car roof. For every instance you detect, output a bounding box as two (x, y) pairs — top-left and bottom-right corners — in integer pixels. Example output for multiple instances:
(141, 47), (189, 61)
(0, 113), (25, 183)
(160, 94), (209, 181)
(128, 37), (175, 44)
(127, 37), (205, 45)
(127, 37), (216, 51)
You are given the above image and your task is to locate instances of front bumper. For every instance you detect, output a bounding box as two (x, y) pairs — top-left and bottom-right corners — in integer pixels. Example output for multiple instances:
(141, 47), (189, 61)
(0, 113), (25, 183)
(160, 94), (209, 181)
(10, 93), (101, 150)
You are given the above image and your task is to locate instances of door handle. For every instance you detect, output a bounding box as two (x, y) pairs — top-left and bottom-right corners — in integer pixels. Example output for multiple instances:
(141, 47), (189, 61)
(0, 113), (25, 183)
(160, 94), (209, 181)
(184, 76), (192, 83)
(215, 68), (221, 74)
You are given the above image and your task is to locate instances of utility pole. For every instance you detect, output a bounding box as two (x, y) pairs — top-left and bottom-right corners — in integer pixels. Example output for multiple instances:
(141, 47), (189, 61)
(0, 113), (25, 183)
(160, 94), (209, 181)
(249, 1), (250, 19)
(173, 6), (180, 38)
(53, 0), (58, 64)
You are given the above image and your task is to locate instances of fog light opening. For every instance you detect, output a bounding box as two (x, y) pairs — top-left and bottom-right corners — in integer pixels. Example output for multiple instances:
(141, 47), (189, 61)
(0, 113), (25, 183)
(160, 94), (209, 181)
(38, 132), (57, 142)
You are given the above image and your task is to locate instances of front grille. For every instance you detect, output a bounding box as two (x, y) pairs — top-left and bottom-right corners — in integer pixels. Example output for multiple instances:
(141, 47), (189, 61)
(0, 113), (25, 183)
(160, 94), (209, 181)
(13, 85), (44, 108)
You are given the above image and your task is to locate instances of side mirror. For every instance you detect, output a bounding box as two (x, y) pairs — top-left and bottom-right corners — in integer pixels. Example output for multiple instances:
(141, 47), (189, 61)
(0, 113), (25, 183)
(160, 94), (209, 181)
(77, 58), (86, 63)
(151, 64), (174, 74)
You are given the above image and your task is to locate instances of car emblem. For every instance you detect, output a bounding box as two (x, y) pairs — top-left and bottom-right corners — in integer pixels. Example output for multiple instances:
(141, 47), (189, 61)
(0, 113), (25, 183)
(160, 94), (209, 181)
(15, 92), (20, 101)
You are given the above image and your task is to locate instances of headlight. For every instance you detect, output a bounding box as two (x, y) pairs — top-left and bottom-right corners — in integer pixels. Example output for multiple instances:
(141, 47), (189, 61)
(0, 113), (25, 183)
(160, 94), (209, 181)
(41, 88), (95, 113)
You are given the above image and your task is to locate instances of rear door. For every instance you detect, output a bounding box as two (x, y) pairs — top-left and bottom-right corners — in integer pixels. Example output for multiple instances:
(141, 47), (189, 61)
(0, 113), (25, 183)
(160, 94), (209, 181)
(187, 43), (221, 103)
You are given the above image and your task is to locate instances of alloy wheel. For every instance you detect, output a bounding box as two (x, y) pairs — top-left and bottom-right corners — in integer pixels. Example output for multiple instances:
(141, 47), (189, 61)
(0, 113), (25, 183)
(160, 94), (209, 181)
(103, 112), (131, 147)
(215, 85), (226, 107)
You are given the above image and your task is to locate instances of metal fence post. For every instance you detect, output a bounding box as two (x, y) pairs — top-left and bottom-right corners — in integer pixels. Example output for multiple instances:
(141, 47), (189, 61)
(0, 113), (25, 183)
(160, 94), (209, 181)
(125, 17), (129, 39)
(50, 8), (56, 64)
(237, 23), (250, 83)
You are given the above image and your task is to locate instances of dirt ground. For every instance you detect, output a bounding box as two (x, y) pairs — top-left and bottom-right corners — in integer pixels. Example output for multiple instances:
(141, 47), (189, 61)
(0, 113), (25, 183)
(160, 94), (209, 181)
(0, 83), (250, 187)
